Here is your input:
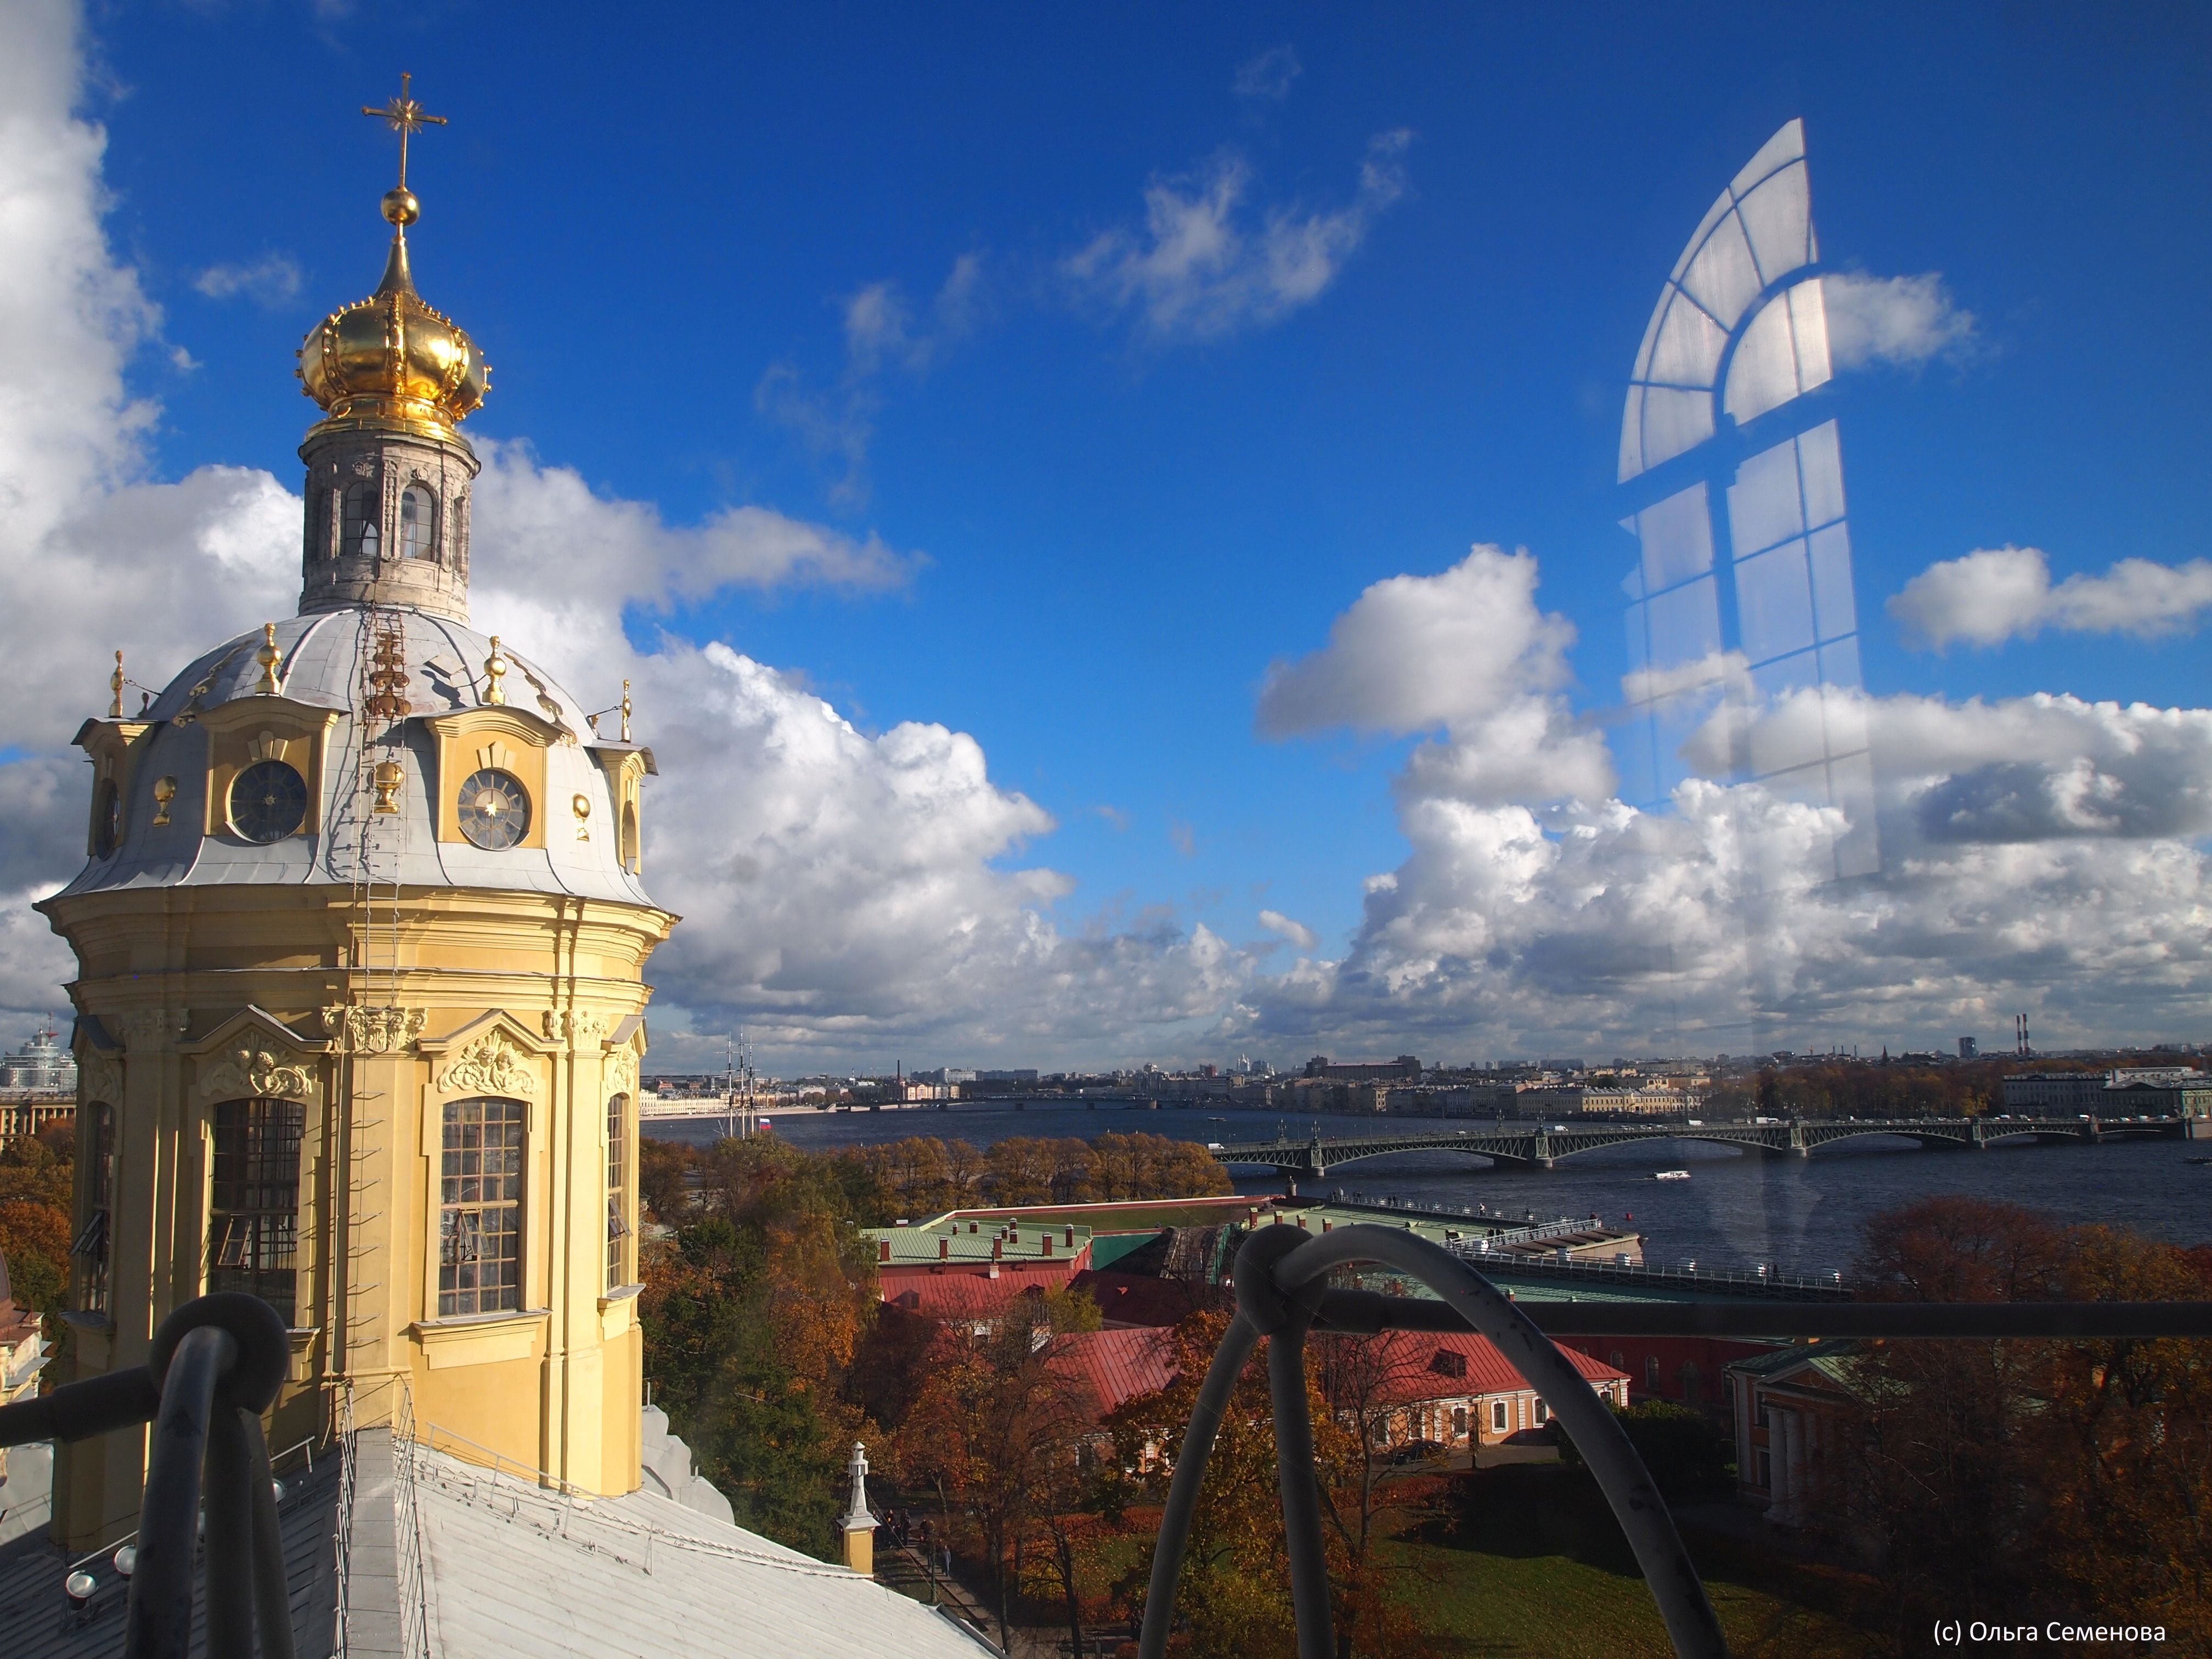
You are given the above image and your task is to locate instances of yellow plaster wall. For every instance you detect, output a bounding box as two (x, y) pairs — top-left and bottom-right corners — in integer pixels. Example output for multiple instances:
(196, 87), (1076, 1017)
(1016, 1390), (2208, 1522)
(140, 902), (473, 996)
(43, 880), (672, 1548)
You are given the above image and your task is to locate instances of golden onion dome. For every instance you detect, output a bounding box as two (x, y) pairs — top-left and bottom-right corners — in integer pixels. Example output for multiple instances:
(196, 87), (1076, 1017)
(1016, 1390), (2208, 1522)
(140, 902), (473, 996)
(297, 187), (488, 440)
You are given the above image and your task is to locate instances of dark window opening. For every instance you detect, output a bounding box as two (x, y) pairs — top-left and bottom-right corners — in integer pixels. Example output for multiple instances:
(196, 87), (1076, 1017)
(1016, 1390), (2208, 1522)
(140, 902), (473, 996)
(72, 1101), (115, 1316)
(342, 481), (380, 559)
(207, 1097), (304, 1326)
(400, 484), (436, 560)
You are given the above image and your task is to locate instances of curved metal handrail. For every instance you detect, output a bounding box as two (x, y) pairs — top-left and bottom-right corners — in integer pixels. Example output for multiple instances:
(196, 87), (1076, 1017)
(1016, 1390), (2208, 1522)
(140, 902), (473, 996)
(1137, 1223), (1725, 1659)
(1136, 1222), (2212, 1659)
(0, 1292), (297, 1659)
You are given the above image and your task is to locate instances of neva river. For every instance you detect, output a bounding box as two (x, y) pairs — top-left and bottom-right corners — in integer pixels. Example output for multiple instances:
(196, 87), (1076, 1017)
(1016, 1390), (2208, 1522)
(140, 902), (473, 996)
(647, 1100), (2212, 1279)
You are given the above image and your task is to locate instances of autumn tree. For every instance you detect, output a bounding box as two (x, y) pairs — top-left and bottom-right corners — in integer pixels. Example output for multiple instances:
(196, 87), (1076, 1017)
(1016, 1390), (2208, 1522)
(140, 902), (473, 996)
(639, 1135), (879, 1555)
(0, 1128), (75, 1316)
(2033, 1225), (2212, 1646)
(892, 1286), (1104, 1652)
(1825, 1198), (2212, 1653)
(1308, 1328), (1445, 1655)
(1108, 1307), (1301, 1658)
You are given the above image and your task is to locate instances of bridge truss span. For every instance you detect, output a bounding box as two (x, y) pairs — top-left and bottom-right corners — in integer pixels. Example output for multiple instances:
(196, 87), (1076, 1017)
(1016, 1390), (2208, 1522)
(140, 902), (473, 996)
(1211, 1115), (2193, 1177)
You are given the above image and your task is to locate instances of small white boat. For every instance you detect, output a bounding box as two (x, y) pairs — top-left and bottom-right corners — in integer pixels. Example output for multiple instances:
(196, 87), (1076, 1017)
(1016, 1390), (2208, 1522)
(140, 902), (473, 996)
(1652, 1169), (1691, 1181)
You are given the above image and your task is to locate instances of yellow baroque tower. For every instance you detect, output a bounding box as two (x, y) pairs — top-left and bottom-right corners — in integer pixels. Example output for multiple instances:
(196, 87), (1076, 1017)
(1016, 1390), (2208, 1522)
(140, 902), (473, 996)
(37, 84), (675, 1549)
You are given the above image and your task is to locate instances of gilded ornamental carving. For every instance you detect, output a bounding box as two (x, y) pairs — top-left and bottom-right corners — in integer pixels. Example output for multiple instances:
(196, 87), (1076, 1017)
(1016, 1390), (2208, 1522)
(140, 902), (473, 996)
(321, 1005), (427, 1054)
(437, 1030), (539, 1097)
(195, 1046), (315, 1102)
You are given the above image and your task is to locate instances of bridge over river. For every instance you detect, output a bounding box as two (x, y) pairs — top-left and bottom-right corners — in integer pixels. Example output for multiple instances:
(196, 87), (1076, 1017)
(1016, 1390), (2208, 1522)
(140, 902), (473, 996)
(1210, 1115), (2199, 1178)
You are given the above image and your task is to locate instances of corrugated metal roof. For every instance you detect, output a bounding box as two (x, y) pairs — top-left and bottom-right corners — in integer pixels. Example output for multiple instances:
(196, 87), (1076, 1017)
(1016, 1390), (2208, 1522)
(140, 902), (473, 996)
(1043, 1328), (1180, 1423)
(868, 1222), (1093, 1267)
(1355, 1330), (1629, 1407)
(406, 1438), (994, 1656)
(0, 1440), (341, 1658)
(1067, 1269), (1201, 1328)
(880, 1263), (1071, 1323)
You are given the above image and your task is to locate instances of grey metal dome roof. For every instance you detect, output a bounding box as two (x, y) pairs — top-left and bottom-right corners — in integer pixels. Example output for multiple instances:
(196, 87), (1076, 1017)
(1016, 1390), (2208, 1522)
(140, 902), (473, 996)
(145, 610), (599, 733)
(53, 606), (661, 910)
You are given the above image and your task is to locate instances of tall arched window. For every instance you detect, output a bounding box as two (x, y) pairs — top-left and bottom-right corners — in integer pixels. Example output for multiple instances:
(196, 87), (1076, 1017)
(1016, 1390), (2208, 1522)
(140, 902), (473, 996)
(72, 1102), (115, 1316)
(606, 1092), (631, 1290)
(342, 482), (381, 559)
(440, 1096), (525, 1316)
(207, 1096), (304, 1325)
(620, 801), (640, 873)
(91, 777), (120, 857)
(400, 484), (437, 560)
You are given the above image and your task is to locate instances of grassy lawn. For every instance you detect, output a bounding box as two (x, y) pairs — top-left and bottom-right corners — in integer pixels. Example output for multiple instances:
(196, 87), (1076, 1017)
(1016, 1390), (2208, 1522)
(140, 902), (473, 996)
(1385, 1466), (1884, 1658)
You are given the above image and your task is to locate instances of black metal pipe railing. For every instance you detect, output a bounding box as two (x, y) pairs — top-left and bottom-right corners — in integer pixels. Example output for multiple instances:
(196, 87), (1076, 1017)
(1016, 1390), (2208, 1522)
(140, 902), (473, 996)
(0, 1292), (297, 1659)
(1138, 1222), (2212, 1659)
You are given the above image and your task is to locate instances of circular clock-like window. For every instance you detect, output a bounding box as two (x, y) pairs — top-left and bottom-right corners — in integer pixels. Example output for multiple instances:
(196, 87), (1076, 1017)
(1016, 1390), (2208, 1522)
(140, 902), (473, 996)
(456, 768), (529, 850)
(229, 760), (308, 844)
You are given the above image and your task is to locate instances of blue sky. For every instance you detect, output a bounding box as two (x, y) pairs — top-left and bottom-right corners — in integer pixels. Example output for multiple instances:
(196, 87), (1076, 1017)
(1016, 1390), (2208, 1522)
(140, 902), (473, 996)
(4, 2), (2210, 1067)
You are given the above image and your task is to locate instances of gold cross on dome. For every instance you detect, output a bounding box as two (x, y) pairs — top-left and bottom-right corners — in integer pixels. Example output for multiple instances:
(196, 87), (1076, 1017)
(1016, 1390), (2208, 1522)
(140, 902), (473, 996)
(362, 72), (447, 190)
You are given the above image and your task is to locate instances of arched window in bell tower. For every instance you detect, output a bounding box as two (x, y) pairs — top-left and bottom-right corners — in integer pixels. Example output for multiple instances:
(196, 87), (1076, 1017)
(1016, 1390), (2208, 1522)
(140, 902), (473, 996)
(342, 481), (381, 559)
(400, 484), (437, 560)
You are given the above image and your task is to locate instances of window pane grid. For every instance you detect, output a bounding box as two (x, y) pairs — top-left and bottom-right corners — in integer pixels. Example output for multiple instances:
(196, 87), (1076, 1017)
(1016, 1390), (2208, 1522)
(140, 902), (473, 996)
(440, 1097), (524, 1316)
(207, 1097), (304, 1325)
(606, 1093), (630, 1289)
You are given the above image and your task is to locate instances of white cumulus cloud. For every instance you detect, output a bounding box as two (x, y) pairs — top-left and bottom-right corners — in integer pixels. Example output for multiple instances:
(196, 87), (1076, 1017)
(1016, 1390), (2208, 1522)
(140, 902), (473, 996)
(1235, 545), (2212, 1058)
(1063, 131), (1410, 343)
(1257, 545), (1614, 806)
(1889, 543), (2212, 650)
(0, 0), (1262, 1068)
(1256, 909), (1317, 950)
(1822, 270), (1978, 370)
(193, 253), (303, 306)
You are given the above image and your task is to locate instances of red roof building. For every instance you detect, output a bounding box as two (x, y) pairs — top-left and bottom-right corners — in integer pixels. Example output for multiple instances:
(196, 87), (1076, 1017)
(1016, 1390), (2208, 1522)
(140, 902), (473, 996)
(878, 1262), (1080, 1329)
(1325, 1330), (1630, 1457)
(1041, 1327), (1180, 1425)
(1065, 1268), (1204, 1329)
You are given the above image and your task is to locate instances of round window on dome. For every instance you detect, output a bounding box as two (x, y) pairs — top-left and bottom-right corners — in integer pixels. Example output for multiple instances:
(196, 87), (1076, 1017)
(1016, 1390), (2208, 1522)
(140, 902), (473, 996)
(229, 760), (308, 844)
(456, 769), (529, 850)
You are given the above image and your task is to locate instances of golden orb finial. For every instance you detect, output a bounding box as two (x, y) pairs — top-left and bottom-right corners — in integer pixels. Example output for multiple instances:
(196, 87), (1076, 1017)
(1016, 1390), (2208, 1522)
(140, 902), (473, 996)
(382, 187), (421, 228)
(256, 623), (283, 696)
(484, 637), (508, 707)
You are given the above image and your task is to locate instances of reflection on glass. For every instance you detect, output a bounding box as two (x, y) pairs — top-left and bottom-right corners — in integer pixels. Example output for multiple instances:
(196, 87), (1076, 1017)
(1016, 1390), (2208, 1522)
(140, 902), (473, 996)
(1619, 120), (1877, 881)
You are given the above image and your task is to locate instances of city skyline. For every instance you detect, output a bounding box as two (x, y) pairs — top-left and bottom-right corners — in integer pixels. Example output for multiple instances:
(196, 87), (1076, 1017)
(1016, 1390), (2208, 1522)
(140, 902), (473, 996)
(3, 3), (2210, 1070)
